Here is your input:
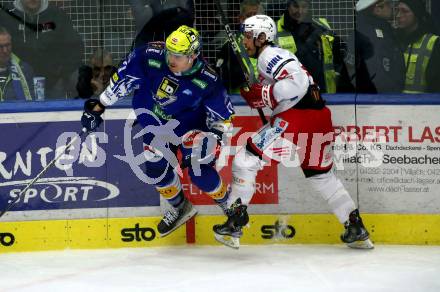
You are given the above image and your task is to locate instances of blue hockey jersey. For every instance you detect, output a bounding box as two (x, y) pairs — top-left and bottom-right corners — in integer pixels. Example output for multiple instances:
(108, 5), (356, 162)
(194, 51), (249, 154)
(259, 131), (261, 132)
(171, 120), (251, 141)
(99, 42), (234, 140)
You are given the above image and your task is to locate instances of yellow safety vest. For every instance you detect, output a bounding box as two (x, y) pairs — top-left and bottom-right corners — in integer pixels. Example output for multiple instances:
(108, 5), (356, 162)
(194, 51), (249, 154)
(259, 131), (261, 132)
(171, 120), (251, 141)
(276, 18), (298, 55)
(403, 33), (439, 93)
(277, 15), (336, 93)
(0, 54), (32, 101)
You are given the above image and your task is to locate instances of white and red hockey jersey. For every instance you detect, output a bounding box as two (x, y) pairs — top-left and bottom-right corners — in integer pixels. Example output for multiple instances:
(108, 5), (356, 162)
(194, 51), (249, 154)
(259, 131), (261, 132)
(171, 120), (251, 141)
(257, 45), (314, 115)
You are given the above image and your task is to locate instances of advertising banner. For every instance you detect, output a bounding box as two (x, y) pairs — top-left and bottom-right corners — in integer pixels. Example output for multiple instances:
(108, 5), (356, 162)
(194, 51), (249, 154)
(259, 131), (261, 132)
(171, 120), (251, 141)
(334, 105), (440, 213)
(0, 118), (160, 212)
(1, 103), (440, 218)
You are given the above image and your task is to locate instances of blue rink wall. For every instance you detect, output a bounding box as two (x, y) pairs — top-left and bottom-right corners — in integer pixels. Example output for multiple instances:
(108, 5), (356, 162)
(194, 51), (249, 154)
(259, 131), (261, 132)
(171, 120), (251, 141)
(0, 94), (440, 252)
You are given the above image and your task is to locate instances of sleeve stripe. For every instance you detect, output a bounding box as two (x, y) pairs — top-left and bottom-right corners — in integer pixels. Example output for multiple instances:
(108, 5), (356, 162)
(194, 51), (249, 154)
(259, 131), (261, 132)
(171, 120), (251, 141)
(273, 58), (296, 78)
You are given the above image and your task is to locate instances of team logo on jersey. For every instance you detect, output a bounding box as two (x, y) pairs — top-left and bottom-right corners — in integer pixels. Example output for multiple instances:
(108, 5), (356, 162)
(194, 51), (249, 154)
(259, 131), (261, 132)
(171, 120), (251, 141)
(148, 59), (162, 69)
(155, 77), (179, 106)
(112, 72), (119, 83)
(191, 78), (207, 89)
(153, 104), (173, 120)
(202, 67), (218, 81)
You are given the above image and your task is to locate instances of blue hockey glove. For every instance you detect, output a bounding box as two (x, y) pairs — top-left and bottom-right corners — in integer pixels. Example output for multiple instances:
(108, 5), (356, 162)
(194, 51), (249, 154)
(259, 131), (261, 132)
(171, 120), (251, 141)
(81, 99), (105, 132)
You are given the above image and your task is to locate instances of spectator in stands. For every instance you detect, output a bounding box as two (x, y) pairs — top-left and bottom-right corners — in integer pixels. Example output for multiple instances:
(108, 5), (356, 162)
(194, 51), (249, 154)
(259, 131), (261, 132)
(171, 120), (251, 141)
(76, 49), (116, 99)
(276, 0), (354, 93)
(129, 0), (195, 48)
(0, 26), (34, 101)
(345, 0), (405, 93)
(395, 0), (440, 93)
(0, 0), (84, 99)
(215, 0), (264, 94)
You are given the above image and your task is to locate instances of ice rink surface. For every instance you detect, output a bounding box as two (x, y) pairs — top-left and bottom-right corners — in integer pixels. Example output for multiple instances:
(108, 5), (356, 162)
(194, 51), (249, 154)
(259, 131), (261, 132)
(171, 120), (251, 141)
(0, 245), (439, 292)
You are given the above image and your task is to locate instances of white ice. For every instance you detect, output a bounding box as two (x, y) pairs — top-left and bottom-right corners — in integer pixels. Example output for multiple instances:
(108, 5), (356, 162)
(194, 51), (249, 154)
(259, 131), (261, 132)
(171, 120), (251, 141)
(0, 245), (439, 292)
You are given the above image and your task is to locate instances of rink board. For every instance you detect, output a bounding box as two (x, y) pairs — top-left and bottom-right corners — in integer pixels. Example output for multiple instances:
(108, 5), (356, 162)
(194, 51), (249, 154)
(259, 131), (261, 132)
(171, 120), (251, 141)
(1, 105), (440, 219)
(1, 96), (440, 252)
(1, 214), (440, 252)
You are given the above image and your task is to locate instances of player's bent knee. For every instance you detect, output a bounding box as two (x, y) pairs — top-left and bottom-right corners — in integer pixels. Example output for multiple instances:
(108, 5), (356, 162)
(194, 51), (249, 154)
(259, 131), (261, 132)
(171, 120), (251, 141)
(144, 159), (175, 186)
(231, 149), (264, 194)
(232, 148), (263, 173)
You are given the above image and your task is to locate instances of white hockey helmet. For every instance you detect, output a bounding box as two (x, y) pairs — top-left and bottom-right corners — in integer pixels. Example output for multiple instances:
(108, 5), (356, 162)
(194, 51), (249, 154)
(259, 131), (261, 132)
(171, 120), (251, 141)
(356, 0), (379, 11)
(241, 15), (277, 43)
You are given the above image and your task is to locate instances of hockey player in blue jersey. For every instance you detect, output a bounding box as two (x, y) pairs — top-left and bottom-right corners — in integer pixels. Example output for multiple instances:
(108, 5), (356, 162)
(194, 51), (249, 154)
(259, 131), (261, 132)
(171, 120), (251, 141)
(81, 25), (234, 237)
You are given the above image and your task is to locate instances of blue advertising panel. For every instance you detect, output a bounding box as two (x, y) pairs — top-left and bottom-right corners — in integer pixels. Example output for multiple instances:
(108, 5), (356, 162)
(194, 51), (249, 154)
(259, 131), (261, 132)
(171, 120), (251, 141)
(0, 118), (160, 211)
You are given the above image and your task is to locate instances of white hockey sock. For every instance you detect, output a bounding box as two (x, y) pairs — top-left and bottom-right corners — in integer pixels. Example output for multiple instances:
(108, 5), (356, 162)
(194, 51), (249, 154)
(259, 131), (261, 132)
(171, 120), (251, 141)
(326, 188), (356, 224)
(227, 148), (265, 207)
(307, 171), (356, 224)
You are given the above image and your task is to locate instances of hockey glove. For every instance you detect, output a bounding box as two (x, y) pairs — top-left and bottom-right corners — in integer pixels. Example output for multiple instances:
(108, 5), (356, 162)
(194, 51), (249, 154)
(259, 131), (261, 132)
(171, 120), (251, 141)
(81, 99), (105, 132)
(240, 83), (277, 109)
(181, 130), (222, 168)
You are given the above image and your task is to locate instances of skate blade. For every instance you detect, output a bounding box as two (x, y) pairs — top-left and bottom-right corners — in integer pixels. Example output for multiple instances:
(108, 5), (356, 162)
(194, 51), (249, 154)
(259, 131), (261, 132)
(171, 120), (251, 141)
(159, 208), (198, 238)
(214, 233), (240, 249)
(346, 238), (374, 249)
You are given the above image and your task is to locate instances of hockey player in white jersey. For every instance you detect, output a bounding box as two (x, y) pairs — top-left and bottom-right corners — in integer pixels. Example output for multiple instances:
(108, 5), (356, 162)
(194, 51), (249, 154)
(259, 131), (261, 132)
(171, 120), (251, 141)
(213, 15), (373, 249)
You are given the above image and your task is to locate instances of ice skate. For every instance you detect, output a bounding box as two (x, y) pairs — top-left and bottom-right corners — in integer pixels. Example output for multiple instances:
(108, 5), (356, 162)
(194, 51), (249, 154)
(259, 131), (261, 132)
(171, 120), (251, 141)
(213, 198), (249, 249)
(341, 209), (374, 249)
(158, 199), (197, 237)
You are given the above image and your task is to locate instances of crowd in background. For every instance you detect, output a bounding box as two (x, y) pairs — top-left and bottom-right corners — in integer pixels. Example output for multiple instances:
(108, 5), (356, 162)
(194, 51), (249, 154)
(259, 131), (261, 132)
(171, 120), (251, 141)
(0, 0), (439, 101)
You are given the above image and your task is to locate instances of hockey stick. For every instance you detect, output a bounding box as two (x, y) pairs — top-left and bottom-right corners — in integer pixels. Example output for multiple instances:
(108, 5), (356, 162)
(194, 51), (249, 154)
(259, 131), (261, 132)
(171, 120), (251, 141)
(0, 4), (56, 32)
(214, 0), (268, 125)
(0, 128), (87, 218)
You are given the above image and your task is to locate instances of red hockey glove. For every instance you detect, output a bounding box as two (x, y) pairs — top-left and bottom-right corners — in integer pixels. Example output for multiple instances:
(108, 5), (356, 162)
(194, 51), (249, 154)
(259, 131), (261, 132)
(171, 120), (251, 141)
(181, 130), (222, 168)
(240, 83), (277, 109)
